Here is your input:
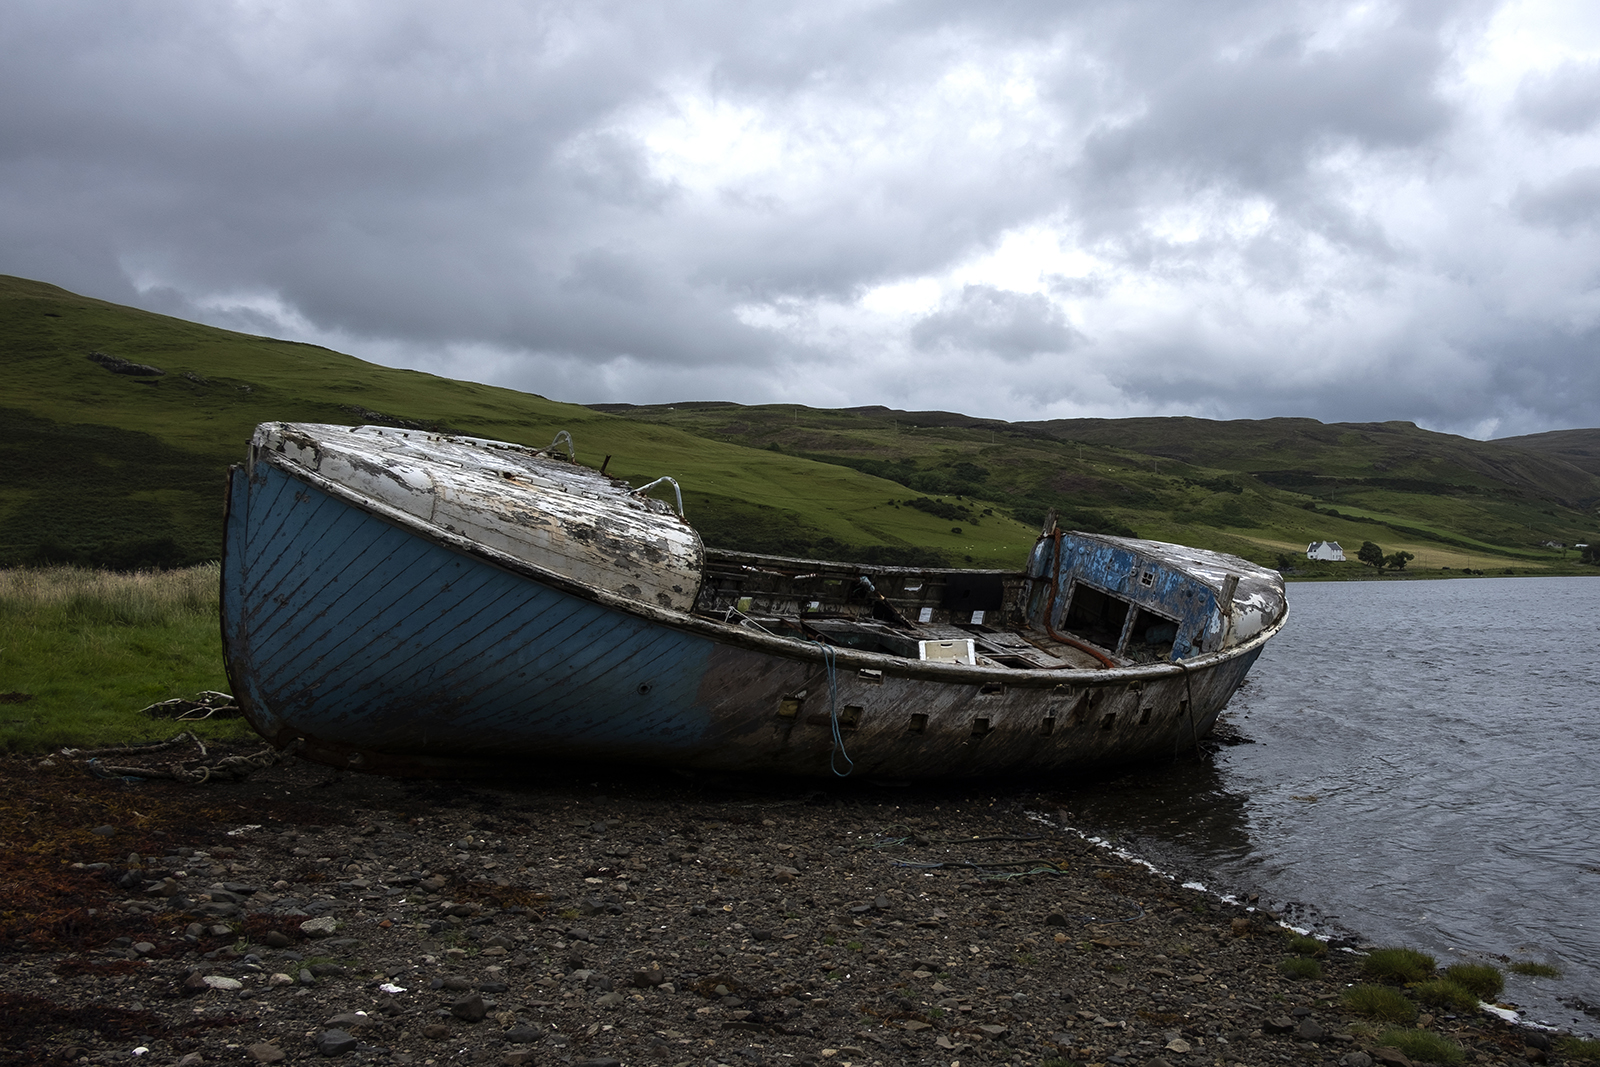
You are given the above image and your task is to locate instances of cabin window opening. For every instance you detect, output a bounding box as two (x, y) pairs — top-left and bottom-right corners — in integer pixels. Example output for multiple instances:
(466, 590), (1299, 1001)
(1124, 606), (1179, 662)
(971, 718), (991, 737)
(1039, 717), (1055, 737)
(908, 713), (928, 734)
(777, 697), (803, 719)
(1061, 582), (1131, 651)
(1100, 713), (1116, 730)
(858, 668), (884, 685)
(1140, 568), (1156, 588)
(839, 705), (863, 729)
(1138, 707), (1152, 725)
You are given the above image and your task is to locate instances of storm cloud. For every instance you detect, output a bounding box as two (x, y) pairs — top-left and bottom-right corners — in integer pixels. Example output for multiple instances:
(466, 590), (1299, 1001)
(3, 0), (1598, 437)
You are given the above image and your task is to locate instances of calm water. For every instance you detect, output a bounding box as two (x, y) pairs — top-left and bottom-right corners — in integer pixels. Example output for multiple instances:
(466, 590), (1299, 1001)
(1055, 576), (1600, 1035)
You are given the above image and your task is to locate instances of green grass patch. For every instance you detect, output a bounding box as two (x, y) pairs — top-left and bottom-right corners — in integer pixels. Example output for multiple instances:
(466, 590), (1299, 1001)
(1341, 984), (1418, 1023)
(1441, 962), (1503, 1000)
(1557, 1037), (1600, 1062)
(1509, 961), (1562, 978)
(1361, 946), (1437, 984)
(1285, 933), (1329, 957)
(1277, 957), (1322, 980)
(1376, 1029), (1464, 1064)
(0, 564), (249, 752)
(1411, 979), (1481, 1013)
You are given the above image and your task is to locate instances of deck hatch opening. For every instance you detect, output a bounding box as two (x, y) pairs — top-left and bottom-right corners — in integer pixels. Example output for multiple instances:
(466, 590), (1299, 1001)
(971, 717), (991, 737)
(777, 697), (803, 719)
(908, 712), (928, 734)
(1061, 582), (1131, 652)
(1126, 607), (1179, 660)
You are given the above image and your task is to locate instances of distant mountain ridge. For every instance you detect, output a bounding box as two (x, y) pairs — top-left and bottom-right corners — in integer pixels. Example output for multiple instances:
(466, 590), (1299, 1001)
(1496, 427), (1600, 481)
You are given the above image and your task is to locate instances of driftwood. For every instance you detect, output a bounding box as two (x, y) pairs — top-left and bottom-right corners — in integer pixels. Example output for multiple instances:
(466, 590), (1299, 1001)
(140, 691), (240, 721)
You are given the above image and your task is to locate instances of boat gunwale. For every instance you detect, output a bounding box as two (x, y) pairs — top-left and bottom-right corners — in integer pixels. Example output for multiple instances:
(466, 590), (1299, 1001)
(250, 449), (1289, 690)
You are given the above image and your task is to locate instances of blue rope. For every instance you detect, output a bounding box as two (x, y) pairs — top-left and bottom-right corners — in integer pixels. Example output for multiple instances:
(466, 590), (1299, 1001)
(814, 642), (852, 777)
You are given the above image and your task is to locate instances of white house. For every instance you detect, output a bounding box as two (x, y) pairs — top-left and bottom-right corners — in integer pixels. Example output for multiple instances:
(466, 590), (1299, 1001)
(1306, 540), (1345, 561)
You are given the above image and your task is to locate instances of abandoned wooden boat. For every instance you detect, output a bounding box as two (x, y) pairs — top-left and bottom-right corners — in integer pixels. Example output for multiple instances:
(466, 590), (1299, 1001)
(222, 422), (1288, 778)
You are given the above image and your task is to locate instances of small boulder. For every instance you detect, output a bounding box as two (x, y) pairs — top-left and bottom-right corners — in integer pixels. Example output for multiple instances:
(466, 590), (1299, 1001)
(300, 916), (339, 938)
(315, 1029), (358, 1056)
(631, 965), (666, 987)
(450, 994), (488, 1023)
(1296, 1018), (1326, 1042)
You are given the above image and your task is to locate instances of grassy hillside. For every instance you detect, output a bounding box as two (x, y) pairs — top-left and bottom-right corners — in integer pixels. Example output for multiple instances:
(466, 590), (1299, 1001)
(1497, 427), (1600, 480)
(5, 274), (1598, 578)
(592, 402), (1600, 576)
(0, 276), (1036, 569)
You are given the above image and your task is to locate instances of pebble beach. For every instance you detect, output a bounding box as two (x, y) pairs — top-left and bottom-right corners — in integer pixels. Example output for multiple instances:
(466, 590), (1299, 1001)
(0, 745), (1576, 1067)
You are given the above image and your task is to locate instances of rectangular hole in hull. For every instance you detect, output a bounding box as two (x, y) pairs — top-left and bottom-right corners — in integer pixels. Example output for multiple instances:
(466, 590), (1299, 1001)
(908, 713), (928, 734)
(1100, 713), (1116, 731)
(971, 718), (991, 737)
(1039, 717), (1055, 737)
(1139, 707), (1152, 725)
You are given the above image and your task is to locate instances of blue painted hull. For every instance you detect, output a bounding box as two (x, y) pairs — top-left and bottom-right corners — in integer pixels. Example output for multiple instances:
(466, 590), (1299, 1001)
(223, 459), (1278, 778)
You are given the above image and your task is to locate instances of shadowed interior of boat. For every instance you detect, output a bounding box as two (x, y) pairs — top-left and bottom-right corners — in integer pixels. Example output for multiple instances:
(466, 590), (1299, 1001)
(691, 548), (1174, 669)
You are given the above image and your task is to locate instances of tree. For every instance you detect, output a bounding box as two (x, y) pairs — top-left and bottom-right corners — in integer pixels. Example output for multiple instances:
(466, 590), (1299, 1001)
(1581, 541), (1600, 566)
(1357, 541), (1386, 570)
(1385, 550), (1415, 572)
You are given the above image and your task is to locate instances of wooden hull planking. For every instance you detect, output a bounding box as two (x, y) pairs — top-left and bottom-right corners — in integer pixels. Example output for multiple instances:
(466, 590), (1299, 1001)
(223, 443), (1282, 779)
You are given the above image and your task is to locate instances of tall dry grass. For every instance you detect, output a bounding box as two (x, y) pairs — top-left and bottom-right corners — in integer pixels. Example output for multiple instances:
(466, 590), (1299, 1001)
(0, 563), (219, 627)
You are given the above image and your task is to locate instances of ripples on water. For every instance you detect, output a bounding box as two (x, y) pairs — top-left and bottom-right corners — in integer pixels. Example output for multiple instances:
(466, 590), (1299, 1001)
(1056, 576), (1600, 1035)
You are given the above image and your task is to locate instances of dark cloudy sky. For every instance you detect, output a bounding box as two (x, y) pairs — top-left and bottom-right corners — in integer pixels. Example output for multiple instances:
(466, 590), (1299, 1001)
(5, 1), (1599, 438)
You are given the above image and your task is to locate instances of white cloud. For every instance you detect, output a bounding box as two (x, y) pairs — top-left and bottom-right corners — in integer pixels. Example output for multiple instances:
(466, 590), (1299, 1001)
(4, 0), (1600, 438)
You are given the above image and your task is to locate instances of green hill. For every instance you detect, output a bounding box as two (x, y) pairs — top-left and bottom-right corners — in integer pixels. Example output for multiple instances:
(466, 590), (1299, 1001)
(0, 275), (1036, 570)
(4, 274), (1598, 577)
(1496, 427), (1600, 480)
(590, 403), (1600, 575)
